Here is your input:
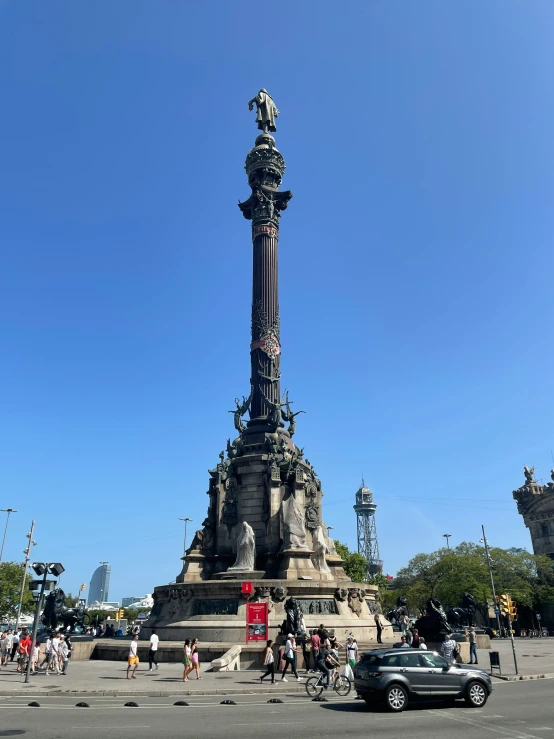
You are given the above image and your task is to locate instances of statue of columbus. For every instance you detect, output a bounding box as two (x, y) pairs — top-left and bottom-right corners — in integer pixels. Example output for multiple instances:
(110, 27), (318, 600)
(248, 89), (279, 133)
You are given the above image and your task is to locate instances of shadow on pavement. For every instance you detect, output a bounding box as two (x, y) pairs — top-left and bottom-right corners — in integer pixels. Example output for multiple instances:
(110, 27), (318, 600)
(320, 699), (465, 713)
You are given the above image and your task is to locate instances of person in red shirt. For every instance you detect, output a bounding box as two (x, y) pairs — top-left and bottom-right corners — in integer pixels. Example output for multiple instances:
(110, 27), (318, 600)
(17, 630), (32, 673)
(309, 630), (320, 672)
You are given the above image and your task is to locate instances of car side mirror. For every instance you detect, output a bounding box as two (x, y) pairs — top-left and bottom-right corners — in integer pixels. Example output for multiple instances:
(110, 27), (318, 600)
(442, 665), (450, 671)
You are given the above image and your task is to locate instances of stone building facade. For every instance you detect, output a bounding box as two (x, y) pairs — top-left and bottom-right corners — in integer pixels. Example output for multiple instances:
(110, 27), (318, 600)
(513, 466), (554, 558)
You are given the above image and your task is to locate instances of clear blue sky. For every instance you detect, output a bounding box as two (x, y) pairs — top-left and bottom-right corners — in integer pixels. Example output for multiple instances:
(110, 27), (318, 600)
(1, 1), (553, 602)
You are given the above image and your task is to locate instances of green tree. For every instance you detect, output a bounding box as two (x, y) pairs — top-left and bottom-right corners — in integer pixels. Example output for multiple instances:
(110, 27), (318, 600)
(334, 541), (368, 583)
(391, 542), (554, 617)
(0, 561), (35, 622)
(63, 592), (79, 608)
(124, 608), (139, 622)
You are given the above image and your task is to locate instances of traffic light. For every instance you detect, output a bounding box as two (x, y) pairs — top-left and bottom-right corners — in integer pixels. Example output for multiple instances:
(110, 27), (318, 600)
(509, 602), (517, 621)
(499, 594), (510, 615)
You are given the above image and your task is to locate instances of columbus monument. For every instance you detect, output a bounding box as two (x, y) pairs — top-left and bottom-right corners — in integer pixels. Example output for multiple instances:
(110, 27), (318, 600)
(143, 91), (389, 642)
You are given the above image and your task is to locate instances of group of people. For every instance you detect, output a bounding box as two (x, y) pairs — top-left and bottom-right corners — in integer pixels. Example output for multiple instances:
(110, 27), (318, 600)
(0, 628), (71, 676)
(397, 625), (479, 665)
(259, 623), (356, 690)
(398, 629), (427, 649)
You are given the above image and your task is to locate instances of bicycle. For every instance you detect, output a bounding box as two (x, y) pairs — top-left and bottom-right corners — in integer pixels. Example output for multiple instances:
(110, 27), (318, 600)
(305, 666), (351, 697)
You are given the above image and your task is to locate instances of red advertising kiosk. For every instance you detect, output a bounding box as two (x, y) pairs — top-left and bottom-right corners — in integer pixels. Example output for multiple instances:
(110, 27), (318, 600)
(243, 582), (268, 643)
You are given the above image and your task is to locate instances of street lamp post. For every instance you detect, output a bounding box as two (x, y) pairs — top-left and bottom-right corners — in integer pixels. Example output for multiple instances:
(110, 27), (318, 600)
(25, 562), (65, 684)
(480, 525), (503, 638)
(0, 508), (18, 566)
(14, 520), (36, 630)
(179, 517), (193, 557)
(442, 534), (451, 550)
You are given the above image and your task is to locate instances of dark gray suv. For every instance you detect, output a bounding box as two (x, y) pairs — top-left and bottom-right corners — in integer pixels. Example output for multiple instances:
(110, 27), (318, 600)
(354, 649), (493, 712)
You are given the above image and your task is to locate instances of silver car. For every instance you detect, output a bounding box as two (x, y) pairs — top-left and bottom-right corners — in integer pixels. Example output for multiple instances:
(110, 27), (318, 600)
(354, 648), (493, 712)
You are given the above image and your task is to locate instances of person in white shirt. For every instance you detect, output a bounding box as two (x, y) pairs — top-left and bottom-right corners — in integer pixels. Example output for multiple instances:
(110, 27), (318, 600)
(260, 639), (275, 683)
(127, 634), (140, 679)
(148, 630), (159, 672)
(281, 634), (302, 682)
(419, 636), (428, 650)
(59, 636), (70, 675)
(400, 635), (410, 648)
(47, 632), (61, 675)
(2, 630), (14, 666)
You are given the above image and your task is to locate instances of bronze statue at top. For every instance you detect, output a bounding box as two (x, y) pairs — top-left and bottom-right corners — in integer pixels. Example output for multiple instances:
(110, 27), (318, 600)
(248, 89), (279, 133)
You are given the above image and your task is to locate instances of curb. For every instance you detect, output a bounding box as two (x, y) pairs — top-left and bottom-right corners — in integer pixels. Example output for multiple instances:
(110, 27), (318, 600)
(494, 672), (554, 682)
(0, 685), (308, 698)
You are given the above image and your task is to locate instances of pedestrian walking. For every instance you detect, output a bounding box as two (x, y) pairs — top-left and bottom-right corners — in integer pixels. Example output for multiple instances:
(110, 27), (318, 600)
(310, 629), (320, 672)
(17, 630), (31, 673)
(63, 635), (72, 674)
(260, 639), (275, 683)
(440, 633), (457, 664)
(40, 634), (52, 670)
(466, 626), (478, 664)
(126, 634), (140, 679)
(374, 613), (383, 644)
(419, 636), (427, 649)
(346, 636), (358, 668)
(411, 628), (420, 648)
(182, 638), (192, 681)
(58, 636), (70, 675)
(2, 629), (13, 666)
(47, 632), (61, 675)
(400, 613), (409, 636)
(30, 640), (40, 674)
(281, 634), (302, 682)
(399, 635), (409, 648)
(191, 638), (202, 679)
(11, 630), (20, 662)
(148, 630), (159, 672)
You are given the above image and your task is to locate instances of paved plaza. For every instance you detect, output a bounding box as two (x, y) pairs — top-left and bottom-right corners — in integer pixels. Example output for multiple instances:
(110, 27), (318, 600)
(0, 640), (553, 697)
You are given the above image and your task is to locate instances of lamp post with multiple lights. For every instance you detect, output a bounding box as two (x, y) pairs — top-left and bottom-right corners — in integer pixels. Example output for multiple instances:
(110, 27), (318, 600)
(25, 561), (65, 683)
(442, 533), (452, 550)
(14, 520), (36, 630)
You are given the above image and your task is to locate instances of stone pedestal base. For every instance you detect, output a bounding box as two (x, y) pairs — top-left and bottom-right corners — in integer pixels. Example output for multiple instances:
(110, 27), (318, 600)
(278, 549), (316, 580)
(141, 578), (392, 645)
(214, 570), (266, 580)
(176, 552), (205, 583)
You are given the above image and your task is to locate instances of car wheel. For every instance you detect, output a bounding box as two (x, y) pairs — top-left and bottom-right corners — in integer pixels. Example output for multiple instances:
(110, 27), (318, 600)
(385, 683), (408, 712)
(465, 681), (488, 708)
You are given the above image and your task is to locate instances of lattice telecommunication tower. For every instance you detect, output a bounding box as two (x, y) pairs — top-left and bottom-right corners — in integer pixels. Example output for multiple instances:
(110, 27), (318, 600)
(353, 480), (382, 576)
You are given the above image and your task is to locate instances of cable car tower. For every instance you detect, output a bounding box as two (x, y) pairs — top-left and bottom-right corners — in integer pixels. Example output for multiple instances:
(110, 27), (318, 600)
(353, 479), (382, 577)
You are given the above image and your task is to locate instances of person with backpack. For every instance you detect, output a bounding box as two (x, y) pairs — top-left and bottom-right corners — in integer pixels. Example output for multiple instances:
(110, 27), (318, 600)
(440, 633), (457, 664)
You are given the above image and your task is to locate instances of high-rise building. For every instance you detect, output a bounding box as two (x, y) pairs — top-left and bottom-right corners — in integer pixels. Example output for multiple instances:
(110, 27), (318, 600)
(88, 562), (111, 605)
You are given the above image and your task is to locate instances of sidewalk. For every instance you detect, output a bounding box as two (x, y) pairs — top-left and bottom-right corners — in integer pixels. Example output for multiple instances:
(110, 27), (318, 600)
(483, 637), (554, 680)
(0, 660), (313, 697)
(1, 638), (551, 696)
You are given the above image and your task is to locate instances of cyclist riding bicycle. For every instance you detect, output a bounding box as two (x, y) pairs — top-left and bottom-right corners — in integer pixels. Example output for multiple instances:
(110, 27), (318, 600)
(316, 643), (340, 689)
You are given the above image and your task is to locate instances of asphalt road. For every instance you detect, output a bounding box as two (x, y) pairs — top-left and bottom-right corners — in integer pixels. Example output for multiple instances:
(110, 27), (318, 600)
(0, 679), (552, 739)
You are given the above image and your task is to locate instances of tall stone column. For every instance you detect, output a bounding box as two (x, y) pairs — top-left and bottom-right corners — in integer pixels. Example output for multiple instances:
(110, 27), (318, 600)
(239, 134), (292, 427)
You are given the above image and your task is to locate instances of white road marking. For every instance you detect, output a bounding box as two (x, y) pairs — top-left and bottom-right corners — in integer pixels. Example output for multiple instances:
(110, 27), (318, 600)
(428, 709), (542, 739)
(71, 727), (150, 730)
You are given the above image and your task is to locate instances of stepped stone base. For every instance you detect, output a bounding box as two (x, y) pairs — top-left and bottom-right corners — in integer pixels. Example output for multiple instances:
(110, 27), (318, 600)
(140, 578), (392, 644)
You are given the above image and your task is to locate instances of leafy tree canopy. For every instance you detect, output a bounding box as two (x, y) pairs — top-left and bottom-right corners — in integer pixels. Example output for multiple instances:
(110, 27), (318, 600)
(0, 561), (36, 622)
(391, 542), (554, 615)
(334, 541), (368, 584)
